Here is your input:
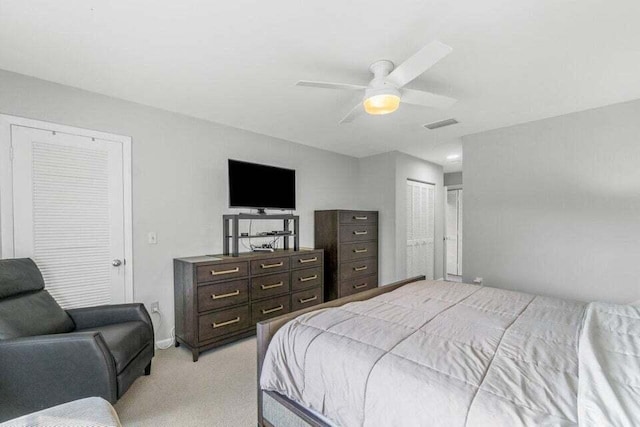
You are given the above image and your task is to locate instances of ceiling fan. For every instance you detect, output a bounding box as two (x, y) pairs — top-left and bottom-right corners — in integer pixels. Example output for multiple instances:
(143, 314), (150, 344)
(296, 41), (457, 124)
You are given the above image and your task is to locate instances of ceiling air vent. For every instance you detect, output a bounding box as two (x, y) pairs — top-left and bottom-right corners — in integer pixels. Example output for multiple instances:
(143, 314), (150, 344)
(423, 118), (459, 130)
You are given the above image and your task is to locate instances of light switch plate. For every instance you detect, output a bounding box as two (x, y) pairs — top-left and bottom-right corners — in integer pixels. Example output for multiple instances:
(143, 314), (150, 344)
(148, 232), (157, 245)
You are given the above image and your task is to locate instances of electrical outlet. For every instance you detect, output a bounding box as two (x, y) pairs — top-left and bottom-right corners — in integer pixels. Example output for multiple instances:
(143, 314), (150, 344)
(151, 301), (159, 313)
(148, 232), (158, 245)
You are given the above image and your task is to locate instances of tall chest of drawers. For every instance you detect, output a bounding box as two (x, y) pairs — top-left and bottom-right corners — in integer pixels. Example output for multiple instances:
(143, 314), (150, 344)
(314, 210), (378, 301)
(174, 249), (323, 361)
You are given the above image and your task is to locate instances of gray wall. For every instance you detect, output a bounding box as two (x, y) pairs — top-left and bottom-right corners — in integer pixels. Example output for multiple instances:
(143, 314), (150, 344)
(359, 151), (445, 284)
(358, 152), (397, 284)
(444, 172), (463, 187)
(462, 99), (640, 303)
(0, 70), (363, 341)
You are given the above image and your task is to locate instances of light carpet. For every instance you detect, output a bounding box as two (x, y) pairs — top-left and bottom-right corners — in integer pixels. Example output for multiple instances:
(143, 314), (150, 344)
(115, 337), (257, 427)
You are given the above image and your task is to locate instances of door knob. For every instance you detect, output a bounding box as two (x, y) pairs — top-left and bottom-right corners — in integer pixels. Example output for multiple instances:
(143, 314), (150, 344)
(112, 259), (123, 267)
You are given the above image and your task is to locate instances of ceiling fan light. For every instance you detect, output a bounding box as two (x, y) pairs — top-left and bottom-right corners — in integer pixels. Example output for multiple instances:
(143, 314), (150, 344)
(363, 94), (400, 115)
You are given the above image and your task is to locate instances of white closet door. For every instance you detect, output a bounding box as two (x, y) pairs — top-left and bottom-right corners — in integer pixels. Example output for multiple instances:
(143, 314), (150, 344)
(446, 190), (459, 275)
(406, 180), (435, 280)
(12, 126), (126, 308)
(446, 189), (463, 276)
(457, 189), (463, 276)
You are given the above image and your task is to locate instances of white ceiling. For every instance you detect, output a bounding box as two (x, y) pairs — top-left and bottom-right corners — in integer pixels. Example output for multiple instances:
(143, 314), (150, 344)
(2, 0), (640, 172)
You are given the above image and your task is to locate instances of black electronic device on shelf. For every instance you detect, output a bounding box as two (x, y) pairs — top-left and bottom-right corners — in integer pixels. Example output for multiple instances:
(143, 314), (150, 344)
(228, 159), (296, 215)
(252, 246), (275, 252)
(225, 159), (300, 256)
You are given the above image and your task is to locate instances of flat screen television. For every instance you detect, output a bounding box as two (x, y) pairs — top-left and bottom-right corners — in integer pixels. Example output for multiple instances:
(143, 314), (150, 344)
(228, 159), (296, 211)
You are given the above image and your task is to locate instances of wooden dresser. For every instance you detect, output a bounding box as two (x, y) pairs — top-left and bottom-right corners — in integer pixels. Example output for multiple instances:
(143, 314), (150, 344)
(174, 249), (324, 361)
(314, 210), (378, 301)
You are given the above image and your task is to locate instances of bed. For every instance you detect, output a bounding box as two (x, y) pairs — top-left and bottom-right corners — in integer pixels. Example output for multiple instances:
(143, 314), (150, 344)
(256, 277), (640, 427)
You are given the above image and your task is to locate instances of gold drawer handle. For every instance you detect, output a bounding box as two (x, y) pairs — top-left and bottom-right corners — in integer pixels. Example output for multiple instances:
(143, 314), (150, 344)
(211, 267), (240, 276)
(353, 283), (368, 289)
(299, 274), (318, 282)
(261, 281), (284, 290)
(299, 295), (318, 304)
(262, 305), (284, 315)
(261, 261), (284, 269)
(298, 257), (318, 264)
(353, 216), (368, 220)
(353, 230), (368, 235)
(211, 290), (240, 300)
(212, 317), (240, 328)
(354, 266), (368, 272)
(353, 248), (368, 253)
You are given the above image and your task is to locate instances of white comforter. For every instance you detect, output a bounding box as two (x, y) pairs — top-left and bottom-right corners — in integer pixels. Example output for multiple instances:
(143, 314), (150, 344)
(578, 302), (640, 426)
(260, 280), (639, 426)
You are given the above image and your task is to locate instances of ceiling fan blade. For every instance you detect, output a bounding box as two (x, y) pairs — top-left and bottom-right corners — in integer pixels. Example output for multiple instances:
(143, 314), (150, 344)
(339, 102), (364, 124)
(296, 80), (367, 91)
(401, 88), (457, 109)
(385, 41), (453, 88)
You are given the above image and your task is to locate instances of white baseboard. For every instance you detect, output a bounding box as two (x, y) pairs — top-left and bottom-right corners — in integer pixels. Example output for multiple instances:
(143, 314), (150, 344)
(155, 337), (174, 349)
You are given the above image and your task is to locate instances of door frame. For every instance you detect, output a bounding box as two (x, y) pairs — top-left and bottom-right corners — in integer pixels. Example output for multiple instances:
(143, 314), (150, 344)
(0, 114), (134, 302)
(444, 185), (463, 279)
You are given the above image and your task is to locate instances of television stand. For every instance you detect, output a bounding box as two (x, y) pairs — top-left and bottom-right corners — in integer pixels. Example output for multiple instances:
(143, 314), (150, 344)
(223, 213), (299, 257)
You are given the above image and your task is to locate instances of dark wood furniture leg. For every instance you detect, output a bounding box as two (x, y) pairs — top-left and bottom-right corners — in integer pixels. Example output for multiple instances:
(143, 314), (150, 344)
(223, 217), (230, 255)
(144, 362), (152, 376)
(232, 216), (239, 257)
(283, 219), (289, 250)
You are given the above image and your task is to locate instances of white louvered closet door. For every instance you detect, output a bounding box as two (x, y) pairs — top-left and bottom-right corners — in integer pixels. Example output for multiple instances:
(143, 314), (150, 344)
(446, 189), (459, 275)
(12, 126), (126, 309)
(457, 189), (463, 276)
(406, 180), (435, 280)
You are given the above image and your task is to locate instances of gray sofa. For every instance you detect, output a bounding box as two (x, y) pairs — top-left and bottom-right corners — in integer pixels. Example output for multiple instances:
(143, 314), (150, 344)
(0, 258), (154, 422)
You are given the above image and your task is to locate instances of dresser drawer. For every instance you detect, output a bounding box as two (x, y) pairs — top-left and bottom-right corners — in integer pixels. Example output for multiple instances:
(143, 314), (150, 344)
(340, 241), (377, 262)
(197, 279), (249, 312)
(291, 287), (323, 312)
(339, 224), (377, 243)
(291, 252), (322, 270)
(251, 272), (290, 300)
(292, 267), (322, 291)
(340, 274), (378, 297)
(252, 295), (290, 323)
(197, 261), (249, 284)
(340, 258), (378, 281)
(198, 306), (250, 342)
(250, 256), (290, 276)
(339, 211), (377, 225)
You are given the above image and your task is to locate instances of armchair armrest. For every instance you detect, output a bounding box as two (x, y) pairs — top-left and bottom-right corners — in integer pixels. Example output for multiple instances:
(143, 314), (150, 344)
(0, 332), (117, 421)
(67, 303), (153, 330)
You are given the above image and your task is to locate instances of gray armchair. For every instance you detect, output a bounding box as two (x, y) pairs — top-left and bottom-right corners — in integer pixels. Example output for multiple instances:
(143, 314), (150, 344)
(0, 258), (154, 422)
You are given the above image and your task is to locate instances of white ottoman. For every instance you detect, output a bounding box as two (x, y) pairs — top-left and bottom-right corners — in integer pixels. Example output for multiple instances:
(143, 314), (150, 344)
(0, 397), (121, 427)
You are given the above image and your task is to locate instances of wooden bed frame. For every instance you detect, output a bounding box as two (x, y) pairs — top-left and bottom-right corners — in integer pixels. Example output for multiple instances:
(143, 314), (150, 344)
(256, 275), (426, 427)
